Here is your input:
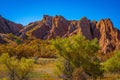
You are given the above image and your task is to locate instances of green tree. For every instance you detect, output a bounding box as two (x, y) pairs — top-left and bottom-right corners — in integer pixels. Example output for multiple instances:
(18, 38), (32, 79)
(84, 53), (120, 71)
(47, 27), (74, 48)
(104, 50), (120, 73)
(16, 58), (33, 80)
(0, 53), (19, 80)
(0, 53), (33, 80)
(52, 35), (103, 80)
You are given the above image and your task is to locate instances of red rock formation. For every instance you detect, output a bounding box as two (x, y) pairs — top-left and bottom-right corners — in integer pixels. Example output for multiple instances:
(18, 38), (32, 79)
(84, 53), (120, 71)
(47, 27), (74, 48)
(96, 19), (120, 53)
(18, 15), (120, 53)
(0, 16), (23, 34)
(19, 15), (53, 39)
(76, 17), (93, 40)
(47, 15), (69, 39)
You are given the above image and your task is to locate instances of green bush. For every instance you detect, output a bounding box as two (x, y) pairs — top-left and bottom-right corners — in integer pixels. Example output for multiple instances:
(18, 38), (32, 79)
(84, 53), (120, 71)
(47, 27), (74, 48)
(104, 50), (120, 72)
(0, 53), (33, 80)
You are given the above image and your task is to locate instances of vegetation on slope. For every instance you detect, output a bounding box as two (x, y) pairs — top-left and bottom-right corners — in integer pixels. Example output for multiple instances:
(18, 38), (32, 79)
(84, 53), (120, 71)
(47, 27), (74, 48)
(0, 34), (120, 80)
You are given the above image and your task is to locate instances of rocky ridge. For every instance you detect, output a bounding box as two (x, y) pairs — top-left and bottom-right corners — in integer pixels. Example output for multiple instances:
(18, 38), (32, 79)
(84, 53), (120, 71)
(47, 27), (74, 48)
(0, 16), (23, 43)
(0, 15), (120, 53)
(0, 16), (23, 34)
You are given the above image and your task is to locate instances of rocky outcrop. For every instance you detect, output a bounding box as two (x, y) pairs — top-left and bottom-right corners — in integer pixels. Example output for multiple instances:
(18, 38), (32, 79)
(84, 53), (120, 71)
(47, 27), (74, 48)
(47, 15), (70, 39)
(0, 15), (119, 53)
(76, 17), (93, 40)
(19, 15), (53, 39)
(96, 19), (120, 53)
(0, 16), (23, 43)
(19, 15), (120, 53)
(0, 16), (23, 34)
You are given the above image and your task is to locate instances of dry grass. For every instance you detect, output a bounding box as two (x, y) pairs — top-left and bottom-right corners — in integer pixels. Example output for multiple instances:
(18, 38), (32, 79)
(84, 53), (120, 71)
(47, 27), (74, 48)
(29, 58), (62, 80)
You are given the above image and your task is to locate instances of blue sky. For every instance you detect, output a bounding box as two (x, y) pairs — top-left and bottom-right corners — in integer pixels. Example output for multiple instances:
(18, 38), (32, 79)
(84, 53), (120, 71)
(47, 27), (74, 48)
(0, 0), (120, 29)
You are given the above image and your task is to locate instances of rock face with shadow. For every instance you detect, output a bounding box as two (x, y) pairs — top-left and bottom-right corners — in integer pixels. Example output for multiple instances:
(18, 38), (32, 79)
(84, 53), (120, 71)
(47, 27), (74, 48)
(0, 16), (23, 43)
(0, 16), (23, 34)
